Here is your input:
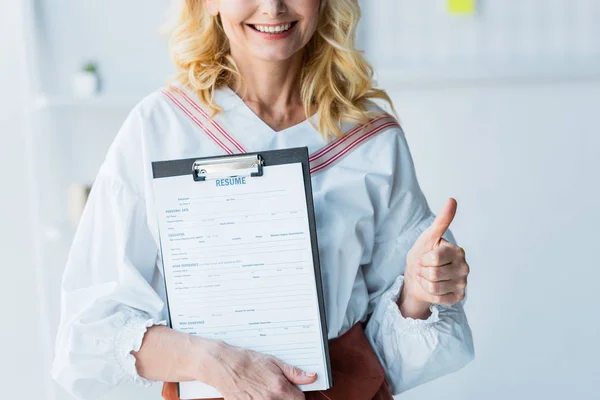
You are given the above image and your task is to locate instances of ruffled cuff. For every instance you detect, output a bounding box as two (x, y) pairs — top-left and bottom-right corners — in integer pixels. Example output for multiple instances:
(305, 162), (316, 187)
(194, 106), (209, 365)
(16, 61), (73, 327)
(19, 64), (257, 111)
(114, 312), (167, 387)
(366, 273), (474, 395)
(379, 275), (439, 335)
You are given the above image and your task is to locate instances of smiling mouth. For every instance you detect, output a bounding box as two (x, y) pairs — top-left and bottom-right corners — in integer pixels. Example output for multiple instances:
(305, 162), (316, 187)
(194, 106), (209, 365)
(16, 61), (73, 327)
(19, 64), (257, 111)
(248, 21), (298, 34)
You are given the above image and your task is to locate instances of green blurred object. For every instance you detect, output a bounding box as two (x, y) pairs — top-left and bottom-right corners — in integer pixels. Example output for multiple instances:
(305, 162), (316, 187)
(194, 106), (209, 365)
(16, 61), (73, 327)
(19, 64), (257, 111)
(82, 61), (98, 73)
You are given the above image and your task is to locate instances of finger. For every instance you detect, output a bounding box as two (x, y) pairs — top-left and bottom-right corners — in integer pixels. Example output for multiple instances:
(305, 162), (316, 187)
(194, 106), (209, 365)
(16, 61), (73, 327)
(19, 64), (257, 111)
(287, 384), (305, 400)
(418, 264), (454, 282)
(419, 260), (469, 282)
(418, 245), (456, 267)
(418, 277), (458, 295)
(428, 290), (466, 307)
(273, 359), (317, 385)
(420, 198), (457, 248)
(267, 376), (304, 400)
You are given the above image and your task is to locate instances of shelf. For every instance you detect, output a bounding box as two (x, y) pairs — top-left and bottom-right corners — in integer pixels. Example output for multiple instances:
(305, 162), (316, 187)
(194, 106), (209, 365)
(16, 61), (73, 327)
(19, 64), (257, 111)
(374, 61), (600, 90)
(33, 93), (142, 110)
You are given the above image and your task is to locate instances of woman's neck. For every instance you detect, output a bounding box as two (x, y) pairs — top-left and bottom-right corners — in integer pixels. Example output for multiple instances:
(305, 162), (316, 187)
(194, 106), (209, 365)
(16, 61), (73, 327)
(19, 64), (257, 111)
(230, 50), (309, 132)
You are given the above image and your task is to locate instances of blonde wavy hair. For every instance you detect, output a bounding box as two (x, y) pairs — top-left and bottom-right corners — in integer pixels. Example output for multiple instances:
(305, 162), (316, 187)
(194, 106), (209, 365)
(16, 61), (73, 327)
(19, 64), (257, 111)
(164, 0), (394, 140)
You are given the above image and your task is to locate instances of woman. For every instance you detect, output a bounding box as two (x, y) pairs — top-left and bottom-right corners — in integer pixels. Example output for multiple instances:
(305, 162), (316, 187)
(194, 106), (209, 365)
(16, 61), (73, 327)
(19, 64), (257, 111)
(52, 1), (474, 399)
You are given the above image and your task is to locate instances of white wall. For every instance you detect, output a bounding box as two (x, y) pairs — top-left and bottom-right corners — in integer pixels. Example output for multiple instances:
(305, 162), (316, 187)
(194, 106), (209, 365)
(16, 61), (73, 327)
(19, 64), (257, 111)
(0, 0), (45, 397)
(385, 79), (600, 399)
(366, 0), (600, 81)
(35, 0), (173, 96)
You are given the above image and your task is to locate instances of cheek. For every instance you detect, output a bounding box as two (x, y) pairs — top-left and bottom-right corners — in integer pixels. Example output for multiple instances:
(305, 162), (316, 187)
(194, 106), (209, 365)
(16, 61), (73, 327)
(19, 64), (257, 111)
(298, 1), (321, 38)
(304, 19), (319, 40)
(299, 0), (322, 13)
(218, 4), (253, 34)
(219, 21), (250, 47)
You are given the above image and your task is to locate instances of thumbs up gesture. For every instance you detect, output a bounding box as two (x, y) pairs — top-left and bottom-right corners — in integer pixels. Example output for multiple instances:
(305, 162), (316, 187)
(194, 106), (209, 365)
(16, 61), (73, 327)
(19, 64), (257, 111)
(403, 198), (470, 308)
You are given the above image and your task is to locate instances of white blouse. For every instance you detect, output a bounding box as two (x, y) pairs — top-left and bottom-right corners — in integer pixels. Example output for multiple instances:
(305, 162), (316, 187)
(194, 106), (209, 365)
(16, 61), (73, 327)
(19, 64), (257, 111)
(51, 85), (474, 399)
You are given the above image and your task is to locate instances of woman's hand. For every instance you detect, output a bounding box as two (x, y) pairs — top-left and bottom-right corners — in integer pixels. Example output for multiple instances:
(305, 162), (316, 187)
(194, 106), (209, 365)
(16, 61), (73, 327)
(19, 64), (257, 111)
(401, 198), (470, 311)
(206, 341), (317, 400)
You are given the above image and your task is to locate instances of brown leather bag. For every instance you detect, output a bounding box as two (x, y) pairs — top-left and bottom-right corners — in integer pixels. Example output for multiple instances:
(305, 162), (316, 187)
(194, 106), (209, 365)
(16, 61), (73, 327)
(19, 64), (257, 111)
(162, 323), (393, 400)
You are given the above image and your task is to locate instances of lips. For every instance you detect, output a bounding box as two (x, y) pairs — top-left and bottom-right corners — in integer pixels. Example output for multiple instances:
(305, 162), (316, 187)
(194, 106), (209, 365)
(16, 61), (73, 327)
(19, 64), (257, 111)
(248, 21), (298, 34)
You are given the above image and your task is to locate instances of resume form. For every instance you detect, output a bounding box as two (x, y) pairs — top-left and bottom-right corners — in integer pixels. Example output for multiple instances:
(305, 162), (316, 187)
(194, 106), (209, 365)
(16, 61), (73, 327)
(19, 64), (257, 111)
(152, 160), (330, 399)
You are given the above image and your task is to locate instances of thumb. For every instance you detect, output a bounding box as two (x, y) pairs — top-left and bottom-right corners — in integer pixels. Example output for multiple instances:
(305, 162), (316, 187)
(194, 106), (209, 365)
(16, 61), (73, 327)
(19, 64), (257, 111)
(275, 360), (318, 385)
(420, 198), (457, 248)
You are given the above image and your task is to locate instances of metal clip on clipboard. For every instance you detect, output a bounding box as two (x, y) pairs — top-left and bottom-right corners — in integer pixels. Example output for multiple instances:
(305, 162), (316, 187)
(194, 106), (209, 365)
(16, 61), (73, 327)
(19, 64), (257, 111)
(192, 154), (264, 182)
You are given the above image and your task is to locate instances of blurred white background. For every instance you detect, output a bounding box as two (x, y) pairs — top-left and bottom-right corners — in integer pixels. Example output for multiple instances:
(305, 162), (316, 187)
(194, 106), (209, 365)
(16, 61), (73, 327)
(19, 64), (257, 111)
(1, 0), (598, 399)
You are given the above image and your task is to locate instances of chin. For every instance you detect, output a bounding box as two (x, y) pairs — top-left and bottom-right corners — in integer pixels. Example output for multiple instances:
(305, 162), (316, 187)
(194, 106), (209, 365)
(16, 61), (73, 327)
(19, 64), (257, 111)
(251, 48), (299, 63)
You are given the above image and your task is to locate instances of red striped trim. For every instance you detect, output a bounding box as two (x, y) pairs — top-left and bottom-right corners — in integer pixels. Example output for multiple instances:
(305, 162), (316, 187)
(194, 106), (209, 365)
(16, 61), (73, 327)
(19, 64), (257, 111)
(171, 86), (246, 154)
(163, 84), (399, 175)
(309, 120), (399, 174)
(160, 89), (234, 155)
(308, 115), (388, 162)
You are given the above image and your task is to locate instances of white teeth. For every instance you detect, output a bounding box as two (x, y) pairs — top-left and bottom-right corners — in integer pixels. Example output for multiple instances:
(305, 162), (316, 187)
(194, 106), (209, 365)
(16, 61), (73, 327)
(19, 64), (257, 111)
(253, 23), (292, 33)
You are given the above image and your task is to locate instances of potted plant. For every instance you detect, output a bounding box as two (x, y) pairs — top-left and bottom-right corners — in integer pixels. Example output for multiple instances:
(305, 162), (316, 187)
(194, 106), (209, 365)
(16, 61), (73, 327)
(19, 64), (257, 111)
(72, 61), (100, 97)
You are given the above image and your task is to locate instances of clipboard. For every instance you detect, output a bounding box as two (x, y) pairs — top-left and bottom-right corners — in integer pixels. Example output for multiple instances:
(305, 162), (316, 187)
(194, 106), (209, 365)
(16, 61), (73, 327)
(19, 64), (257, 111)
(151, 147), (332, 398)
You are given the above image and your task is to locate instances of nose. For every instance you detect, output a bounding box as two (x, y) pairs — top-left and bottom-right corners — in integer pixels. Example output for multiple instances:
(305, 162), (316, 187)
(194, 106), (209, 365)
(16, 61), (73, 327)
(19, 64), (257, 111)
(260, 0), (287, 18)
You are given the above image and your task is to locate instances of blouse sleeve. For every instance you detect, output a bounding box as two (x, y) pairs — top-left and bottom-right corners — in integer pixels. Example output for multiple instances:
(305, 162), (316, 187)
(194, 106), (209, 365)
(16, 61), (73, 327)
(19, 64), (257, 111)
(362, 127), (475, 395)
(51, 108), (167, 399)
